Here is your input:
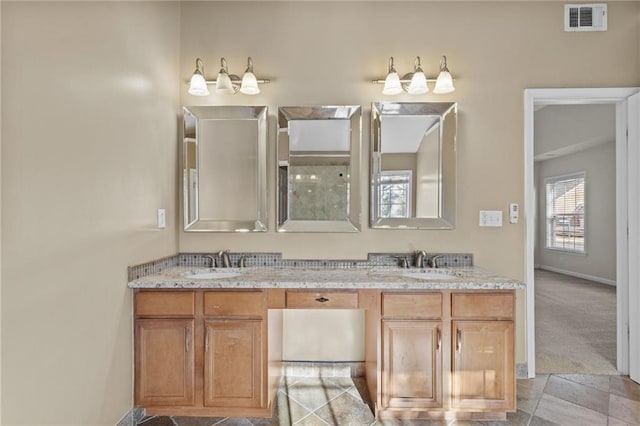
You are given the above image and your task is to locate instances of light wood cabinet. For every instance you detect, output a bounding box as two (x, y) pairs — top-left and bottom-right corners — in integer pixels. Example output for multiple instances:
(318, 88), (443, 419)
(381, 320), (443, 409)
(451, 321), (515, 411)
(134, 287), (515, 421)
(135, 318), (195, 406)
(375, 290), (516, 421)
(203, 291), (266, 410)
(134, 289), (278, 418)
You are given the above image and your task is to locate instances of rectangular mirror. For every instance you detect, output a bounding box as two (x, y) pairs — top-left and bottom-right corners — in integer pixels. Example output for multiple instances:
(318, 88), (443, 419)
(371, 102), (457, 229)
(277, 106), (361, 232)
(183, 106), (267, 232)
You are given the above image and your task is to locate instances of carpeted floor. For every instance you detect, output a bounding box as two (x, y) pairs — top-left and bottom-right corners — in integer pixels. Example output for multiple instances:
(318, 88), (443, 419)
(535, 269), (617, 374)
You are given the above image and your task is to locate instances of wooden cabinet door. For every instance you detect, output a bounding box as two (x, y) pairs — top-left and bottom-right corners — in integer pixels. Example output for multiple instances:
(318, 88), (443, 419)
(451, 321), (515, 411)
(204, 319), (264, 408)
(135, 319), (195, 406)
(381, 320), (443, 409)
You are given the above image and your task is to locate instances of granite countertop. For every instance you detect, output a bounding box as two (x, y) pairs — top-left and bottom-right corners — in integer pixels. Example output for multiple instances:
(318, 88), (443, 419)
(128, 266), (525, 290)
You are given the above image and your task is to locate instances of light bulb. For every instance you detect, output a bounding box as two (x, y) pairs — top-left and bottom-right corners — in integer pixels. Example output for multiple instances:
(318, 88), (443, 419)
(188, 58), (209, 96)
(240, 71), (260, 95)
(383, 71), (402, 95)
(433, 56), (455, 94)
(407, 70), (428, 95)
(433, 71), (455, 94)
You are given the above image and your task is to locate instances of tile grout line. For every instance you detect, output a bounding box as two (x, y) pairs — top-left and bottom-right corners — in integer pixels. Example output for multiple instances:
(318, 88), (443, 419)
(527, 375), (550, 426)
(283, 385), (349, 420)
(292, 387), (349, 416)
(556, 373), (614, 393)
(292, 411), (332, 426)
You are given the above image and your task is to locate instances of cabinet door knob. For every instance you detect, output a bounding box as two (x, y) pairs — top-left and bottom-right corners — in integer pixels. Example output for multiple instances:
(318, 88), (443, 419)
(315, 296), (330, 303)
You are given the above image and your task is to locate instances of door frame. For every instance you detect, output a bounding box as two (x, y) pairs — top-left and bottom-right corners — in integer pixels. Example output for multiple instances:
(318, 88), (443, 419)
(524, 87), (640, 378)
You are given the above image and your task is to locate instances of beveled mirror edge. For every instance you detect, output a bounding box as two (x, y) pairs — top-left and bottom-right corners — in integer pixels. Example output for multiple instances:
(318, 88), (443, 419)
(370, 102), (457, 230)
(182, 105), (268, 233)
(277, 105), (362, 233)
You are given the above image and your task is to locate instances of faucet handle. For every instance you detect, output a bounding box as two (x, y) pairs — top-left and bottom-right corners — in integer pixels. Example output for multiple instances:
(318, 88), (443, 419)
(395, 257), (409, 268)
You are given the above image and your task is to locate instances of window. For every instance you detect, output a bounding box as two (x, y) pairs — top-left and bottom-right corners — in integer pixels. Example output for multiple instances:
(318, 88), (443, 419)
(378, 171), (412, 218)
(545, 172), (585, 253)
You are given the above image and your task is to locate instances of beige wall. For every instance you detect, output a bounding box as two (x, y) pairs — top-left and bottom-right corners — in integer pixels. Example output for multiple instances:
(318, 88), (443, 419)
(1, 2), (180, 425)
(178, 1), (640, 364)
(536, 141), (617, 283)
(0, 3), (638, 422)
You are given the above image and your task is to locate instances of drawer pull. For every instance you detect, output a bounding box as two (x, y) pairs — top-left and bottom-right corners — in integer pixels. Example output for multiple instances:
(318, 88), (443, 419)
(185, 326), (191, 353)
(315, 297), (330, 303)
(205, 328), (210, 352)
(436, 328), (441, 351)
(456, 328), (463, 352)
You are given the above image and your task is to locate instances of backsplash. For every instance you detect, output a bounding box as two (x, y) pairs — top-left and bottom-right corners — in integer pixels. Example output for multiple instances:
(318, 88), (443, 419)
(128, 252), (473, 281)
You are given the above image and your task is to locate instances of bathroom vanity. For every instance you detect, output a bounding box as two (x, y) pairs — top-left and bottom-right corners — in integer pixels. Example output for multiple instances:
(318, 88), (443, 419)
(129, 264), (523, 421)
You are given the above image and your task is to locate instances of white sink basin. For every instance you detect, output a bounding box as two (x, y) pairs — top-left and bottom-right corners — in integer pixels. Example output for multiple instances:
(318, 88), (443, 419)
(402, 270), (457, 280)
(183, 270), (242, 280)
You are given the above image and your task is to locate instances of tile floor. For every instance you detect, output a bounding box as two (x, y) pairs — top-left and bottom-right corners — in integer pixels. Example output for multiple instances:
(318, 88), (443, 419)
(137, 374), (640, 426)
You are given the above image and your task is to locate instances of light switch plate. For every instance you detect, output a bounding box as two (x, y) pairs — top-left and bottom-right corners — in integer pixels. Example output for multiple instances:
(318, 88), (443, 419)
(509, 203), (519, 223)
(479, 210), (503, 227)
(157, 209), (166, 229)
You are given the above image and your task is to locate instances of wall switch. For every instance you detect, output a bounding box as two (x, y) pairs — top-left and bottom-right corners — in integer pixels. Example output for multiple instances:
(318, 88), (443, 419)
(479, 210), (503, 227)
(509, 203), (519, 224)
(157, 209), (166, 229)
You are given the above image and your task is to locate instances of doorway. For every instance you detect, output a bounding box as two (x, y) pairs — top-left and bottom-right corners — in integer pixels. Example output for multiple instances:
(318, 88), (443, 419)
(533, 104), (617, 374)
(524, 87), (640, 379)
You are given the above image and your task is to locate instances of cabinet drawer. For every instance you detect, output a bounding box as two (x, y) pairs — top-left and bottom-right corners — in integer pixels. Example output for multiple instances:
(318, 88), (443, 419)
(136, 291), (195, 317)
(286, 291), (358, 309)
(382, 293), (442, 318)
(203, 291), (265, 317)
(452, 292), (514, 319)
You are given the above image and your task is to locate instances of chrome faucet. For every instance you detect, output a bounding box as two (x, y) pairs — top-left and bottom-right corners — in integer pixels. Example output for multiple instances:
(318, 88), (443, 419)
(203, 255), (216, 268)
(218, 250), (231, 268)
(414, 250), (427, 268)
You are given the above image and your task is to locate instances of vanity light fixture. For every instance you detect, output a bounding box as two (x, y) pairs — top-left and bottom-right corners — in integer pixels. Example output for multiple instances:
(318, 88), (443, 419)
(374, 55), (456, 95)
(215, 58), (235, 94)
(188, 58), (210, 96)
(433, 56), (455, 94)
(187, 57), (270, 96)
(406, 56), (429, 95)
(240, 57), (260, 95)
(382, 57), (403, 95)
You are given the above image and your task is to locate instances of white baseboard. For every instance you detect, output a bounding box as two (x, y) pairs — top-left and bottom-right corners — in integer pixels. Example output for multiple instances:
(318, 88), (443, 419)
(537, 265), (616, 286)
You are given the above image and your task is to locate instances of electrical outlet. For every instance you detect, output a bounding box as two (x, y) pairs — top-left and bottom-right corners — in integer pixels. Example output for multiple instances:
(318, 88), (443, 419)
(479, 210), (503, 227)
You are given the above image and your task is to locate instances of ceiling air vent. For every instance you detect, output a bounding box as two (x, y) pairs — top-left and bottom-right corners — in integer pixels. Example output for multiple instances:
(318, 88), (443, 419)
(565, 3), (607, 32)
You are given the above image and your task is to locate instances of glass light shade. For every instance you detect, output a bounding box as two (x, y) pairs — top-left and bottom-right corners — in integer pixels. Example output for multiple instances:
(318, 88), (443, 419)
(433, 70), (455, 94)
(407, 71), (429, 95)
(188, 72), (209, 96)
(215, 71), (235, 94)
(240, 71), (260, 95)
(382, 71), (402, 95)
